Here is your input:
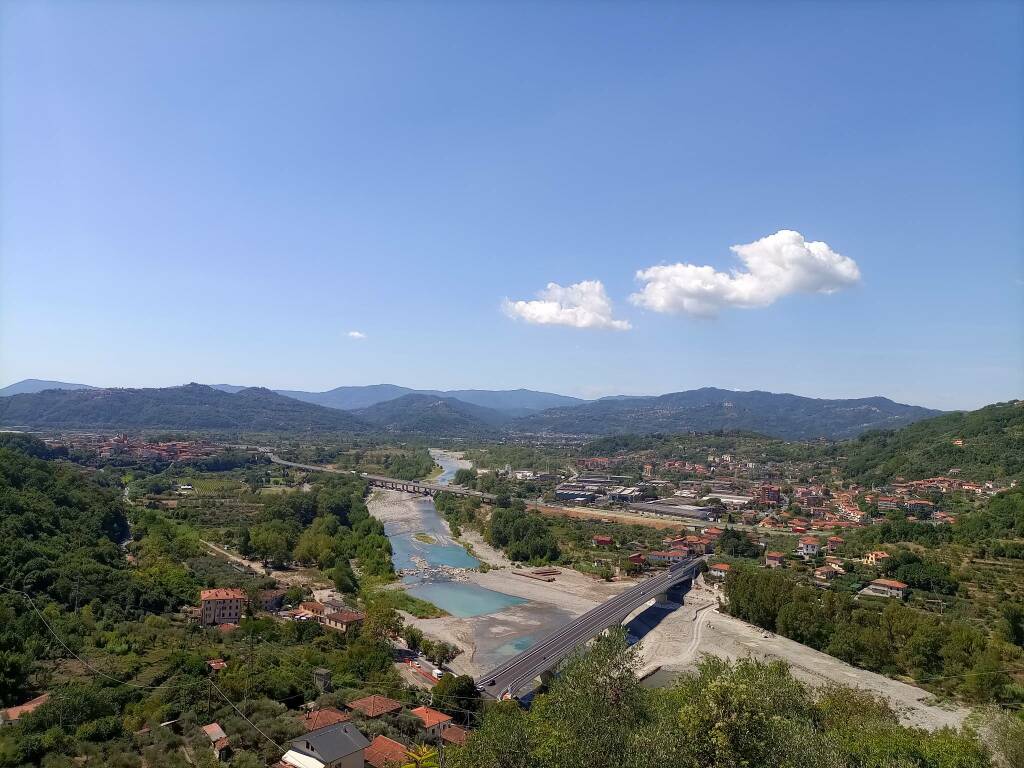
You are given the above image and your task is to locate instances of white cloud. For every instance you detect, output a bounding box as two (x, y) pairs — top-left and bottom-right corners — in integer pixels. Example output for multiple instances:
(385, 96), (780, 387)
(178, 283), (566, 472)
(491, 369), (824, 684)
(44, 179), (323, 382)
(503, 280), (631, 331)
(347, 330), (367, 339)
(629, 229), (861, 317)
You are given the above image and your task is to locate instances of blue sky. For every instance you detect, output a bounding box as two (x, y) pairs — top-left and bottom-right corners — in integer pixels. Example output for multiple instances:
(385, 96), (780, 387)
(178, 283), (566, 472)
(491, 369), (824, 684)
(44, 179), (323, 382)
(1, 0), (1021, 410)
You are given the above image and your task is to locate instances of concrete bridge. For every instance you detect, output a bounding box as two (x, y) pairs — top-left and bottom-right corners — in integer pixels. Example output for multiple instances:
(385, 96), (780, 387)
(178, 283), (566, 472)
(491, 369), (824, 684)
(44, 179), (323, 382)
(263, 452), (496, 501)
(476, 556), (704, 700)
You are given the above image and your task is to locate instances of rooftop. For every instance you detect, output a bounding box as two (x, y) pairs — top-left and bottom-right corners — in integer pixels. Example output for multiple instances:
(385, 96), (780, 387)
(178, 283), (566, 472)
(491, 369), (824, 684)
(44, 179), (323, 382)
(289, 722), (369, 762)
(200, 587), (246, 601)
(346, 694), (402, 718)
(441, 725), (469, 745)
(410, 705), (453, 729)
(364, 735), (407, 768)
(302, 707), (351, 731)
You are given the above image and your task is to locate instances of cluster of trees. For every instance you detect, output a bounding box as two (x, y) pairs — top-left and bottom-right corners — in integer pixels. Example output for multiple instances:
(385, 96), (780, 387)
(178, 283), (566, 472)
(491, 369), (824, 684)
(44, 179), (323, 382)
(240, 475), (393, 590)
(380, 448), (437, 481)
(462, 444), (568, 473)
(715, 528), (760, 558)
(581, 431), (832, 468)
(0, 436), (207, 708)
(840, 485), (1023, 557)
(724, 567), (1023, 703)
(878, 550), (959, 595)
(448, 631), (1008, 768)
(451, 467), (516, 497)
(488, 501), (560, 564)
(844, 400), (1024, 484)
(433, 492), (481, 537)
(957, 485), (1024, 542)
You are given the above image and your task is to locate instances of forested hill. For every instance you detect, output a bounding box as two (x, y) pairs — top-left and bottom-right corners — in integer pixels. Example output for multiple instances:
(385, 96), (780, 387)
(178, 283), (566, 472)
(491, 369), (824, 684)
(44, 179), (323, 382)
(512, 387), (941, 440)
(0, 383), (368, 432)
(0, 434), (129, 615)
(843, 400), (1024, 484)
(353, 393), (510, 436)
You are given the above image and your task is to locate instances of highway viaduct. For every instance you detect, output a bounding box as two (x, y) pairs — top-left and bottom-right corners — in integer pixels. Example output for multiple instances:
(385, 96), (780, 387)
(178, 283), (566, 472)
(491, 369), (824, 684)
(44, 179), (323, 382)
(261, 452), (497, 502)
(476, 556), (705, 700)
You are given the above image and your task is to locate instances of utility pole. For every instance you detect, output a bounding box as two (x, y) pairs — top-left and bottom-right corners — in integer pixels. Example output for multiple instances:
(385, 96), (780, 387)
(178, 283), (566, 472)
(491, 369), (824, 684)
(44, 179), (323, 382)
(245, 629), (255, 711)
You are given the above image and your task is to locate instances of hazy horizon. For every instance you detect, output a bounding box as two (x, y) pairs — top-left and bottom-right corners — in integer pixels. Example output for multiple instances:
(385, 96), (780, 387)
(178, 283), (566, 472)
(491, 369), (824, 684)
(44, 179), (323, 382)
(0, 375), (1002, 412)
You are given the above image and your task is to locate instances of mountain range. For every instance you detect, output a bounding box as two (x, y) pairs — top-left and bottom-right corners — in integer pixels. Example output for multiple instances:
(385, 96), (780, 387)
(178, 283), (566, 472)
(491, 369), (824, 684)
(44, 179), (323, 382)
(0, 379), (96, 397)
(0, 379), (945, 440)
(512, 388), (943, 441)
(0, 383), (364, 432)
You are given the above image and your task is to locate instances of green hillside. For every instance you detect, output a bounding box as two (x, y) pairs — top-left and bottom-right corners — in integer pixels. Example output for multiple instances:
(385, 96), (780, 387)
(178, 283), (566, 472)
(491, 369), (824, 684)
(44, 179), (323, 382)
(0, 383), (367, 432)
(844, 400), (1024, 484)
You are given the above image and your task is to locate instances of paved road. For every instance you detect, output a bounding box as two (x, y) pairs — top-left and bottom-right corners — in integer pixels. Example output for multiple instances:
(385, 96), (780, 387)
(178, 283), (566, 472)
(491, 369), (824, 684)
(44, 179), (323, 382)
(476, 557), (704, 699)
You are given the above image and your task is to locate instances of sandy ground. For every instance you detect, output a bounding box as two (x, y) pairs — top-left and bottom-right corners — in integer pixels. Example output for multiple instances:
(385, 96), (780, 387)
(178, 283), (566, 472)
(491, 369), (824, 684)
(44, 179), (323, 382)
(633, 578), (970, 731)
(458, 529), (511, 568)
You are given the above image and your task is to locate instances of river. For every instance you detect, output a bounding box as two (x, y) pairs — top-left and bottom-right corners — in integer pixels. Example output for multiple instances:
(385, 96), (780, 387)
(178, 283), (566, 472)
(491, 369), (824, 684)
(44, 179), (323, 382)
(381, 450), (527, 618)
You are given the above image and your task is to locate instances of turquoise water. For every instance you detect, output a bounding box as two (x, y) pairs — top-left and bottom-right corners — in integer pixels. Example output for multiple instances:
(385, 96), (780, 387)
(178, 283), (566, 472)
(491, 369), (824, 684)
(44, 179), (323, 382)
(493, 635), (537, 657)
(407, 580), (526, 618)
(381, 450), (527, 620)
(390, 532), (480, 571)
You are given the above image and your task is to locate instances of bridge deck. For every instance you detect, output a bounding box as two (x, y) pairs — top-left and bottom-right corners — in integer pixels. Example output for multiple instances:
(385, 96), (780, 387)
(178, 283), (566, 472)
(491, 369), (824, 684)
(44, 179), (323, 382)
(477, 557), (703, 699)
(263, 453), (496, 501)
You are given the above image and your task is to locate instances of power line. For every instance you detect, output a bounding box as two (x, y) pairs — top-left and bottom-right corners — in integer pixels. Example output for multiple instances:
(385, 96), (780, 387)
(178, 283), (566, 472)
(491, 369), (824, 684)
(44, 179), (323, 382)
(208, 677), (285, 752)
(0, 585), (178, 690)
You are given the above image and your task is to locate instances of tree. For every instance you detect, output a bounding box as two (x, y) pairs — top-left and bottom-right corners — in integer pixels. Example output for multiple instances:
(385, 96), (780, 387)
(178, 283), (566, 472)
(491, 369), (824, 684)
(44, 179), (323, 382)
(423, 641), (458, 667)
(432, 674), (480, 724)
(448, 632), (990, 768)
(403, 745), (440, 768)
(363, 600), (403, 641)
(402, 626), (424, 653)
(249, 521), (293, 566)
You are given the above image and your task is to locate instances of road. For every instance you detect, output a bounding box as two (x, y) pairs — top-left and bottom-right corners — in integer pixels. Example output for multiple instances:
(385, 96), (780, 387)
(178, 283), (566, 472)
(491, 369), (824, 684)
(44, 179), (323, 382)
(476, 557), (703, 699)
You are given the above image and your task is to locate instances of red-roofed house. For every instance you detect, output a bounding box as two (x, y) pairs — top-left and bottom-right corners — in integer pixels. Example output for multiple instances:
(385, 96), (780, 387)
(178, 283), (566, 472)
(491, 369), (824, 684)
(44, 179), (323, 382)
(323, 609), (365, 634)
(765, 551), (784, 568)
(707, 563), (731, 579)
(364, 735), (407, 768)
(826, 536), (844, 553)
(301, 707), (351, 731)
(0, 694), (49, 726)
(346, 695), (402, 718)
(796, 537), (820, 559)
(201, 722), (231, 762)
(409, 706), (452, 738)
(441, 725), (469, 746)
(814, 565), (838, 582)
(867, 578), (909, 599)
(200, 588), (246, 626)
(592, 534), (614, 548)
(865, 551), (891, 566)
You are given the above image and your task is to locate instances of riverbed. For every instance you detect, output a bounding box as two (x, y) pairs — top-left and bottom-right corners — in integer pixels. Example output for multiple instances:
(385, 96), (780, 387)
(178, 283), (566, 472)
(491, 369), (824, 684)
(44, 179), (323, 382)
(369, 449), (588, 673)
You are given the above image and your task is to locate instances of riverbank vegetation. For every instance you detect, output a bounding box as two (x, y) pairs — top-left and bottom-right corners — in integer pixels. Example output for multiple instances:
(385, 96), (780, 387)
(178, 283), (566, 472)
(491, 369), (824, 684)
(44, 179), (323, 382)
(450, 631), (1013, 768)
(723, 566), (1024, 705)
